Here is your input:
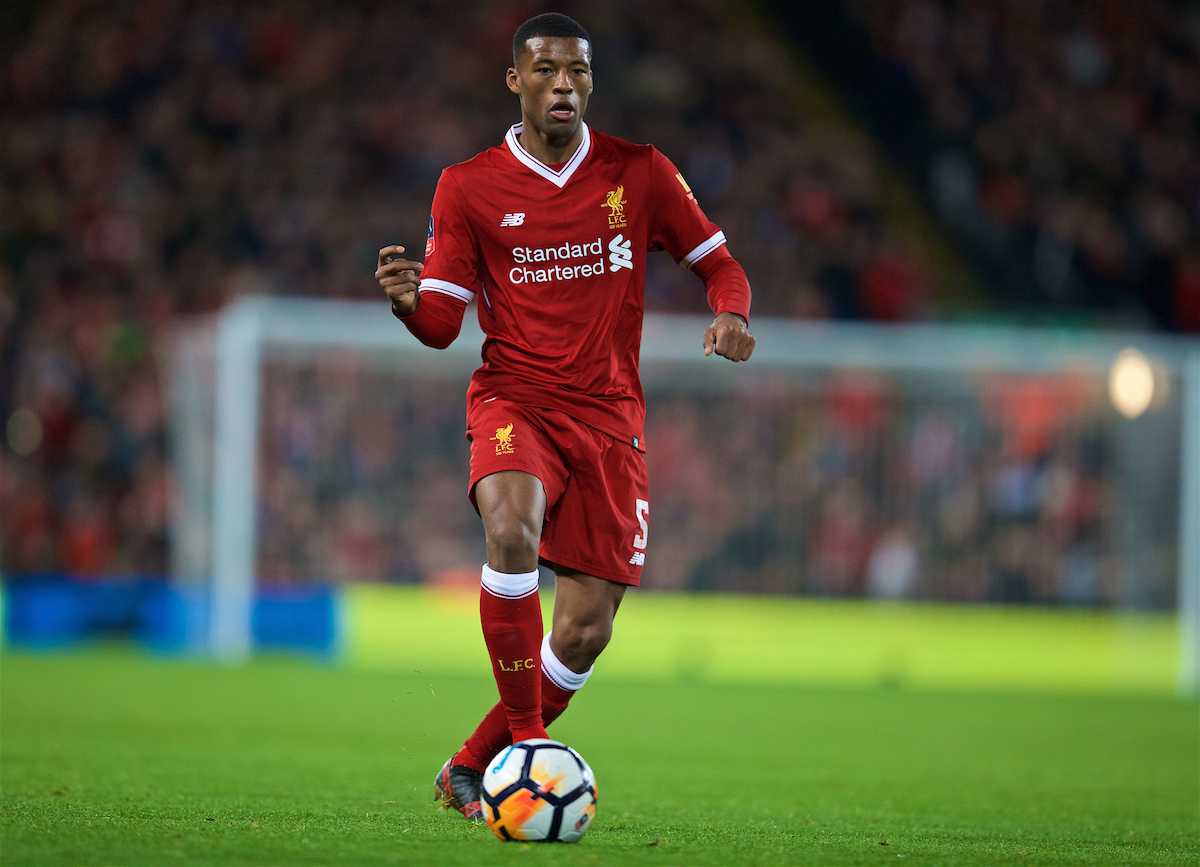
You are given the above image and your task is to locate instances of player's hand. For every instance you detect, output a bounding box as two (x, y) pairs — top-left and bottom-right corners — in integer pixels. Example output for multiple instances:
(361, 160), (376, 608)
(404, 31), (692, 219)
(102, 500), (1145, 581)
(376, 245), (425, 317)
(703, 312), (755, 362)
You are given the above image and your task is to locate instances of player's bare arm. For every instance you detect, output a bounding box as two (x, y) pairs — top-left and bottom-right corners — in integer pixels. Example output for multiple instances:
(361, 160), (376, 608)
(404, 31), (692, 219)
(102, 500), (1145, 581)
(704, 312), (756, 362)
(375, 245), (424, 316)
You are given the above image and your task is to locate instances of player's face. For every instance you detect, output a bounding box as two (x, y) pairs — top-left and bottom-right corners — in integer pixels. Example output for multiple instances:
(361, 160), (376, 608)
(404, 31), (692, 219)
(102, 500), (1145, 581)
(507, 37), (593, 142)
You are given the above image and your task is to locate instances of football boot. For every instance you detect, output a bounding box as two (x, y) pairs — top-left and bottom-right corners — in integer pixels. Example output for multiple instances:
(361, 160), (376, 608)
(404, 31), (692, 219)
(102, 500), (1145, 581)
(433, 758), (484, 821)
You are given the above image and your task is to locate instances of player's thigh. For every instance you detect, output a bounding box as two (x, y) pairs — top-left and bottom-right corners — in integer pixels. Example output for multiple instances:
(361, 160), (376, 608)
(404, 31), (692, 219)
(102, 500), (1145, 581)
(474, 470), (548, 540)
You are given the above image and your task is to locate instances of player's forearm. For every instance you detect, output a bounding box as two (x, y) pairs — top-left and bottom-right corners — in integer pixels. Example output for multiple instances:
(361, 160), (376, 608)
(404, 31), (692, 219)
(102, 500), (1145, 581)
(394, 290), (468, 349)
(691, 246), (751, 322)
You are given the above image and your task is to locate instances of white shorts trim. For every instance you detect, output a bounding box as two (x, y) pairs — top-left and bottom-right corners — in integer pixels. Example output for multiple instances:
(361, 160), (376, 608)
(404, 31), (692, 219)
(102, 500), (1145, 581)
(420, 278), (475, 303)
(680, 231), (727, 269)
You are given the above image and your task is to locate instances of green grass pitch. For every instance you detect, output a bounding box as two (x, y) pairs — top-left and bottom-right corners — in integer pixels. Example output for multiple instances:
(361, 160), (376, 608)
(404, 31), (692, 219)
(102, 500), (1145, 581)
(2, 594), (1197, 865)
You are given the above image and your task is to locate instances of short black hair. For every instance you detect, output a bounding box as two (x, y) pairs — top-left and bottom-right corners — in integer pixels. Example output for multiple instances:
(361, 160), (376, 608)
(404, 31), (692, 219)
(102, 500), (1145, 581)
(512, 13), (591, 62)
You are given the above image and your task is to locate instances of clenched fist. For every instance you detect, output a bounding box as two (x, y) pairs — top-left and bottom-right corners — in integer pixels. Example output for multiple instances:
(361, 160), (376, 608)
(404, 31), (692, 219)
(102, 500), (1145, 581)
(703, 312), (755, 362)
(376, 245), (425, 317)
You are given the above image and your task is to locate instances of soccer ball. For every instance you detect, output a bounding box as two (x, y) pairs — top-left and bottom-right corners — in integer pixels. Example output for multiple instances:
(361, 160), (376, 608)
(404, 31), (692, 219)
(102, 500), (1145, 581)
(481, 739), (597, 843)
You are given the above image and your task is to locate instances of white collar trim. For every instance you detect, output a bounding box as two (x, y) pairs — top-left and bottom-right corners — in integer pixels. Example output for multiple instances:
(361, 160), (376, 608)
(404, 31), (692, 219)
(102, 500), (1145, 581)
(504, 122), (591, 188)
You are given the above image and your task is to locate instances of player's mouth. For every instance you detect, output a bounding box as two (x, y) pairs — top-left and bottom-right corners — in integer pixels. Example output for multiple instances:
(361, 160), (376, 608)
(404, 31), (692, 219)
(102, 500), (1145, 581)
(548, 102), (575, 122)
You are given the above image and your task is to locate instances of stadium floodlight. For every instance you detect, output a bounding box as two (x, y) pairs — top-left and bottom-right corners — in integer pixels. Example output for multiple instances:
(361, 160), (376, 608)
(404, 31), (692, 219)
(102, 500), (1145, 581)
(166, 295), (1199, 696)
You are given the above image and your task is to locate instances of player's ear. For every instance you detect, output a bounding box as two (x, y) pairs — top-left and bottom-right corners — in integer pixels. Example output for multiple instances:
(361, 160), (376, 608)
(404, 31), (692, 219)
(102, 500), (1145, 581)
(506, 67), (520, 95)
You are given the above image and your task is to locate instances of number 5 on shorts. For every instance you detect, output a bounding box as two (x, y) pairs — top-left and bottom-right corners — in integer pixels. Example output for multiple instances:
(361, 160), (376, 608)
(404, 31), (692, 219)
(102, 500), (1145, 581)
(633, 498), (649, 550)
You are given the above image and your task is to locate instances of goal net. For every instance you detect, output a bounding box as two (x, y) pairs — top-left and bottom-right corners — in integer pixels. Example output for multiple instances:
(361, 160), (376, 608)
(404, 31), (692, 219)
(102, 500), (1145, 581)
(166, 296), (1199, 695)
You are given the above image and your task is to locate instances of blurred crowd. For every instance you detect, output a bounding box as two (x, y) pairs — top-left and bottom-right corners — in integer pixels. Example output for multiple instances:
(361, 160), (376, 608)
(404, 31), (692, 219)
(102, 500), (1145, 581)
(0, 1), (1185, 609)
(252, 356), (1174, 608)
(851, 0), (1200, 330)
(0, 0), (926, 582)
(644, 370), (1174, 607)
(255, 359), (481, 586)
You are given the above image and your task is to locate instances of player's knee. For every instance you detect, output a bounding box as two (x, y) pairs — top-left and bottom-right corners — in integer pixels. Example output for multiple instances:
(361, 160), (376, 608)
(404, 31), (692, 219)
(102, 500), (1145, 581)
(484, 514), (540, 568)
(578, 624), (612, 661)
(555, 617), (612, 667)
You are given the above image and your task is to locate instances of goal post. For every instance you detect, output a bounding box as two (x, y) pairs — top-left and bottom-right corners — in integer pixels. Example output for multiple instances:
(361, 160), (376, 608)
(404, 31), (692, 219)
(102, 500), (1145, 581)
(166, 295), (1199, 695)
(1178, 350), (1200, 697)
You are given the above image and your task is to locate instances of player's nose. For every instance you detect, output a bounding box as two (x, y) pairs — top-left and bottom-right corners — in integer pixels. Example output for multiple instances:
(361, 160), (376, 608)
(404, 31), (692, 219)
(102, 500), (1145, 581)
(552, 69), (572, 92)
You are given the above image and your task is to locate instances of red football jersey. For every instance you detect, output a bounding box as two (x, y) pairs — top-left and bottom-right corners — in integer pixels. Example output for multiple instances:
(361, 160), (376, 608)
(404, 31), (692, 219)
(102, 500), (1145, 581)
(418, 123), (748, 450)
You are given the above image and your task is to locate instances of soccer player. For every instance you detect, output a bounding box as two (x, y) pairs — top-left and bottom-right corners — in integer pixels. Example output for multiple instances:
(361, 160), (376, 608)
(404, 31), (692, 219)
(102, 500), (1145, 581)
(375, 12), (755, 821)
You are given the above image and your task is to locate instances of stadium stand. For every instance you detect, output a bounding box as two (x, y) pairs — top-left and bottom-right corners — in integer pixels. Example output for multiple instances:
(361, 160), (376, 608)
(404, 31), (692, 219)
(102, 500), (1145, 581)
(1, 1), (1192, 607)
(771, 0), (1200, 331)
(0, 0), (931, 581)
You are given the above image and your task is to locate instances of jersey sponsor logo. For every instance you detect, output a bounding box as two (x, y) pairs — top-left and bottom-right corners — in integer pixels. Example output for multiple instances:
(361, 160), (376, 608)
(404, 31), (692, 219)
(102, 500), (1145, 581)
(500, 212), (526, 227)
(675, 172), (696, 202)
(608, 234), (633, 272)
(491, 423), (515, 455)
(628, 552), (645, 566)
(602, 185), (627, 228)
(510, 238), (605, 284)
(512, 238), (603, 264)
(425, 215), (435, 256)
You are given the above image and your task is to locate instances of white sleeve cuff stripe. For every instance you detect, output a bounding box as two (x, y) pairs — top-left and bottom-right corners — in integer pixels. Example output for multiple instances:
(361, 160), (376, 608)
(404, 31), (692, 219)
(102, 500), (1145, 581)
(481, 565), (539, 599)
(681, 231), (727, 269)
(420, 278), (475, 302)
(541, 632), (592, 691)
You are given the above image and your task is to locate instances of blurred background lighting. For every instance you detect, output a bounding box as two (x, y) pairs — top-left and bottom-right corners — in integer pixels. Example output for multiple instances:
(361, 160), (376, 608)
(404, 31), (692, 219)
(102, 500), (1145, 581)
(1108, 349), (1155, 419)
(6, 408), (43, 457)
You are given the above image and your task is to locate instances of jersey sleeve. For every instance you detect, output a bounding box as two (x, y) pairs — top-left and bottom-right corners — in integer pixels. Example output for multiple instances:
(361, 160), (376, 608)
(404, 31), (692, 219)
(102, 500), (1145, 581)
(418, 169), (480, 304)
(394, 291), (468, 349)
(690, 244), (751, 322)
(646, 147), (728, 270)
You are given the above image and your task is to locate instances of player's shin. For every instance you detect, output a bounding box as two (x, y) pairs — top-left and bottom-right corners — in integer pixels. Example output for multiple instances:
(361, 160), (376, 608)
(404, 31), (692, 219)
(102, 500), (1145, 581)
(479, 565), (547, 743)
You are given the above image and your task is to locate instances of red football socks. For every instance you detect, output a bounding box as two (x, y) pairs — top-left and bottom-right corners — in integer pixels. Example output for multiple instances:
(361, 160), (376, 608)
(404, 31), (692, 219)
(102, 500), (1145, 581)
(455, 703), (508, 772)
(454, 628), (592, 772)
(478, 566), (546, 744)
(541, 675), (574, 728)
(454, 672), (575, 772)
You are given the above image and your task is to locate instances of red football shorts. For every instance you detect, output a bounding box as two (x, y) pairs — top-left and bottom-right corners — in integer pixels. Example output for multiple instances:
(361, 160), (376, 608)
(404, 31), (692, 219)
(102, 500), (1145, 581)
(466, 399), (649, 586)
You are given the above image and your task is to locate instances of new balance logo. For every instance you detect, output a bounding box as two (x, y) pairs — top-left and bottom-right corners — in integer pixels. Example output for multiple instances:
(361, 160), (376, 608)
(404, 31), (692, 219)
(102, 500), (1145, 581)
(609, 234), (633, 272)
(628, 552), (645, 566)
(500, 213), (526, 227)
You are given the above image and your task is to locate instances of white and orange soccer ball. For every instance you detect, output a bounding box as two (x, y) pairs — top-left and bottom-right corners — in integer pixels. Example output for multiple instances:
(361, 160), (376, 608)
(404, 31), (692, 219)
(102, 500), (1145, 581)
(481, 739), (597, 843)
